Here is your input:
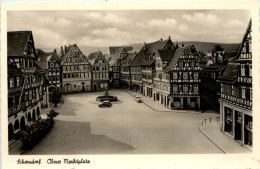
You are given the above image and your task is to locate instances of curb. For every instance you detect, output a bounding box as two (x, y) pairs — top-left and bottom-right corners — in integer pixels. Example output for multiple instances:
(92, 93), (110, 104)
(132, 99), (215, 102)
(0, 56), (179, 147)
(199, 125), (226, 154)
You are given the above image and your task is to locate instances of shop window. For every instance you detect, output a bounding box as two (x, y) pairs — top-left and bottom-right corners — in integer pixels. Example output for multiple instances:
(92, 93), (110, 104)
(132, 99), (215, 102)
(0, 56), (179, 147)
(244, 114), (252, 146)
(224, 107), (233, 135)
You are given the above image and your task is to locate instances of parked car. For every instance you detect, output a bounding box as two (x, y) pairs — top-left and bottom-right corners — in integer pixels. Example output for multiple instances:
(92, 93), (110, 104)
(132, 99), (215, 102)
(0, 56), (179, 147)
(134, 96), (142, 103)
(99, 101), (112, 108)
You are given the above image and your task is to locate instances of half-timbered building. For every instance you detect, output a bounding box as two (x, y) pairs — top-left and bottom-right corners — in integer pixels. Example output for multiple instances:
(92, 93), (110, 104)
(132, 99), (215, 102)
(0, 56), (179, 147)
(165, 45), (204, 110)
(88, 51), (109, 91)
(46, 49), (62, 93)
(200, 51), (237, 111)
(219, 19), (252, 149)
(120, 52), (137, 88)
(108, 47), (128, 88)
(153, 50), (175, 107)
(60, 44), (92, 93)
(8, 31), (43, 141)
(139, 37), (174, 98)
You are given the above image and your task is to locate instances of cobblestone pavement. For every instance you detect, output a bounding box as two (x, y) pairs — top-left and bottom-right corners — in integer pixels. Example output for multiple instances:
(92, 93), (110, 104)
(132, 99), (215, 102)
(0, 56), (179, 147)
(23, 89), (225, 154)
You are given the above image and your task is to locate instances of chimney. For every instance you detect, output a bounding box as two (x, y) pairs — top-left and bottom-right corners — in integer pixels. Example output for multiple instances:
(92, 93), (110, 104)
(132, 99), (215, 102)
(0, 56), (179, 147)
(61, 46), (64, 56)
(144, 42), (146, 50)
(65, 45), (67, 53)
(175, 41), (179, 49)
(160, 38), (163, 41)
(214, 53), (218, 64)
(169, 35), (171, 40)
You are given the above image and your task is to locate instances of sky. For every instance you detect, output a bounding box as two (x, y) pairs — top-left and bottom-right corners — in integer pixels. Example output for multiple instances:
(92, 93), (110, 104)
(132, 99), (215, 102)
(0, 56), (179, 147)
(7, 10), (251, 49)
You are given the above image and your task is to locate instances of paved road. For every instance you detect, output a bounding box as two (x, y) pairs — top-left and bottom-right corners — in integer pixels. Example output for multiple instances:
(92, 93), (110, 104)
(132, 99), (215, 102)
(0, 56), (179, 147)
(23, 89), (223, 154)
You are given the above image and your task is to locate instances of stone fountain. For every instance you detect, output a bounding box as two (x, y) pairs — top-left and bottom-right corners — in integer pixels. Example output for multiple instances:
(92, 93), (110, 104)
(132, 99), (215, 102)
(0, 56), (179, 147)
(96, 87), (118, 102)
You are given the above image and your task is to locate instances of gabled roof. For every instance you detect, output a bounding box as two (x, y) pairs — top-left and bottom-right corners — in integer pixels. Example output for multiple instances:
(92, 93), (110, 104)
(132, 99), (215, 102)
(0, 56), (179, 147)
(121, 53), (137, 67)
(60, 44), (89, 65)
(88, 51), (102, 65)
(164, 47), (186, 70)
(109, 47), (128, 66)
(223, 51), (237, 63)
(164, 45), (201, 71)
(8, 31), (32, 57)
(158, 49), (174, 61)
(218, 62), (238, 83)
(235, 19), (251, 60)
(36, 49), (51, 62)
(34, 61), (48, 70)
(131, 39), (173, 67)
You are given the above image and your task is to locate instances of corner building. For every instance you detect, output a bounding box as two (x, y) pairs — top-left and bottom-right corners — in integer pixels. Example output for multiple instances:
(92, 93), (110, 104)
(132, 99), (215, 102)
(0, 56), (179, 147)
(219, 19), (252, 149)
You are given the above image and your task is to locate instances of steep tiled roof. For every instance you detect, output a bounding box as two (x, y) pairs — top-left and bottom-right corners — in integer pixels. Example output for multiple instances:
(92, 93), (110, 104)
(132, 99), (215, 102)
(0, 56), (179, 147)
(158, 50), (174, 61)
(88, 51), (102, 65)
(131, 39), (173, 67)
(121, 53), (137, 67)
(34, 61), (48, 70)
(8, 31), (32, 57)
(109, 47), (127, 66)
(36, 49), (51, 62)
(224, 51), (237, 63)
(60, 44), (88, 65)
(218, 63), (238, 83)
(164, 47), (186, 70)
(164, 45), (200, 71)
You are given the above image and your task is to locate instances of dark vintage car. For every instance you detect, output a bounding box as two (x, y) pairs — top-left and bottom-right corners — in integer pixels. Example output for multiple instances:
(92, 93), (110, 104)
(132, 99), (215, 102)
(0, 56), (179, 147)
(98, 101), (112, 108)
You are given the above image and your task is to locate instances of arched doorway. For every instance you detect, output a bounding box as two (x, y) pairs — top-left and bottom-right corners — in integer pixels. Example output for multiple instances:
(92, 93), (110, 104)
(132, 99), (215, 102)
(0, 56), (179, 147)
(8, 123), (13, 141)
(32, 110), (36, 121)
(28, 112), (32, 122)
(14, 120), (19, 131)
(77, 86), (81, 92)
(37, 107), (40, 117)
(20, 116), (25, 130)
(63, 83), (72, 93)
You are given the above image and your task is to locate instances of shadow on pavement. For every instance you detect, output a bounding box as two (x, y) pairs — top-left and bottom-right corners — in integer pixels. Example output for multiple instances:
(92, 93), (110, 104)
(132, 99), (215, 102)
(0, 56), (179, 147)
(21, 120), (134, 155)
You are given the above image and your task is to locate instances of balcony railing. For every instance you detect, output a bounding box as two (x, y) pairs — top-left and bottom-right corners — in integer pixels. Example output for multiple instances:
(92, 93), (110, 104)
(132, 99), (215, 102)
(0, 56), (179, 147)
(21, 67), (36, 74)
(221, 93), (252, 109)
(142, 78), (152, 83)
(142, 70), (152, 73)
(172, 91), (199, 96)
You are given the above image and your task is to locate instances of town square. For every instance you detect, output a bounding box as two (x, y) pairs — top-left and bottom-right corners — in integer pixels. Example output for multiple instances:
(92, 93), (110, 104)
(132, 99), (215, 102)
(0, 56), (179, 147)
(6, 9), (252, 155)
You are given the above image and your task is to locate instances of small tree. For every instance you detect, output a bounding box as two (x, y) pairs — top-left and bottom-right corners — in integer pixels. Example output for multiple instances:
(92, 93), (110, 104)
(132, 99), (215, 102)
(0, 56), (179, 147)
(52, 90), (61, 107)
